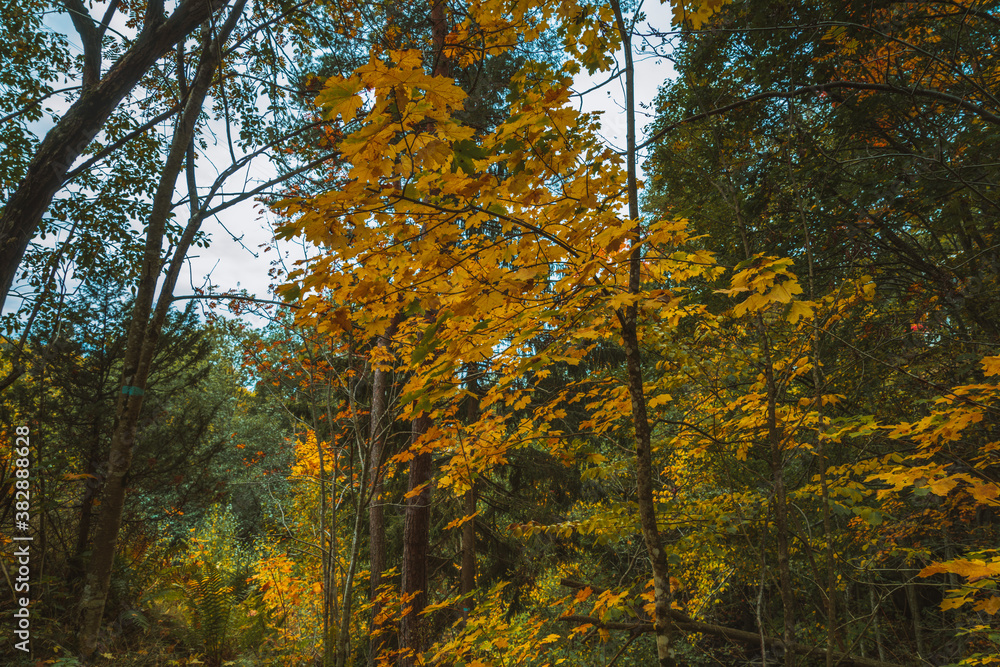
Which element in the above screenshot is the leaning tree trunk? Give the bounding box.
[75,6,246,655]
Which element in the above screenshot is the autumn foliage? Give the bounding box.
[3,0,1000,665]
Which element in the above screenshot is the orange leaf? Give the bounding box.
[981,355,1000,376]
[974,596,1000,615]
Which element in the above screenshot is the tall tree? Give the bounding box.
[75,4,249,654]
[272,1,719,664]
[641,0,1000,662]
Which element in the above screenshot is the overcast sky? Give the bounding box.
[194,12,678,312]
[16,4,676,323]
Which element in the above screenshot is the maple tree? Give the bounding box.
[274,1,737,666]
[3,0,1000,665]
[270,0,999,665]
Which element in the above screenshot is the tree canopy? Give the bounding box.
[1,0,999,666]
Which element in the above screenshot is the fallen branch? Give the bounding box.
[557,615,910,667]
[558,580,910,667]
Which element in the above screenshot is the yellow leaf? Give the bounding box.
[927,476,960,495]
[974,596,1000,615]
[315,76,363,120]
[443,512,478,530]
[919,563,948,577]
[969,482,1000,506]
[982,355,1000,377]
[648,394,673,408]
[941,595,970,610]
[921,559,1000,581]
[404,481,431,499]
[769,279,803,304]
[732,292,767,317]
[786,300,813,324]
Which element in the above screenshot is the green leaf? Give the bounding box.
[452,139,486,175]
[411,311,452,365]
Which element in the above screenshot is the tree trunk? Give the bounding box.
[871,586,885,663]
[0,0,229,307]
[787,96,836,666]
[397,6,450,662]
[906,580,925,659]
[610,2,676,664]
[461,488,476,601]
[461,374,478,611]
[317,380,337,667]
[400,414,433,667]
[335,436,371,667]
[759,327,796,667]
[75,7,246,655]
[69,420,103,581]
[367,330,393,666]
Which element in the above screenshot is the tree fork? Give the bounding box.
[0,0,232,308]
